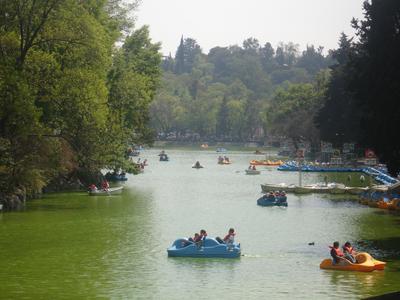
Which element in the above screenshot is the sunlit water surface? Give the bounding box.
[1,149,400,299]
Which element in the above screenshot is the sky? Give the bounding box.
[135,0,365,56]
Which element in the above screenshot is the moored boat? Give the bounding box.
[261,183,296,193]
[294,186,314,194]
[250,160,284,166]
[88,186,123,196]
[328,183,347,194]
[346,186,368,195]
[167,237,241,258]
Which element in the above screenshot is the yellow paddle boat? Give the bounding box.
[250,160,284,166]
[388,199,400,210]
[320,252,385,272]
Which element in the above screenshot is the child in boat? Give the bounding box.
[330,241,345,264]
[343,241,357,263]
[89,184,97,192]
[188,233,200,243]
[101,180,109,191]
[200,229,207,240]
[223,228,235,244]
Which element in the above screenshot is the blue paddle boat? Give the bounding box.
[160,154,169,161]
[257,194,288,207]
[105,172,128,182]
[167,238,241,258]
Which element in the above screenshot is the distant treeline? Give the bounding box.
[0,0,161,201]
[150,37,332,143]
[150,0,400,176]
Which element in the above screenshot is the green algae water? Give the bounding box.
[1,149,400,299]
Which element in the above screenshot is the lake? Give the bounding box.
[0,149,399,299]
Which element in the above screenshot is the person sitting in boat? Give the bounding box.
[89,184,98,192]
[182,233,201,247]
[195,161,201,168]
[101,179,110,191]
[200,229,207,240]
[188,233,201,243]
[252,165,256,170]
[248,165,252,170]
[223,228,236,244]
[343,241,357,263]
[330,241,346,265]
[224,156,230,162]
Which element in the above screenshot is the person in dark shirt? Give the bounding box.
[330,241,345,264]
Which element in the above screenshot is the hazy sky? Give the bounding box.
[135,0,365,56]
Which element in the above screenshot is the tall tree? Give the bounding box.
[348,0,400,175]
[315,33,359,146]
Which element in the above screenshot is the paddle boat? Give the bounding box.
[167,237,241,258]
[245,169,260,175]
[217,156,231,165]
[320,252,386,272]
[105,172,128,182]
[257,193,288,207]
[88,186,123,196]
[250,160,284,166]
[192,161,204,169]
[160,154,169,161]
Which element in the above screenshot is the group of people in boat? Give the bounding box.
[248,165,257,170]
[330,241,357,264]
[263,191,286,198]
[136,158,148,170]
[88,179,110,192]
[218,156,230,163]
[183,228,236,246]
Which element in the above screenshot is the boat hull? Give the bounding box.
[257,196,288,207]
[167,238,240,258]
[88,186,123,196]
[245,169,260,175]
[261,183,295,193]
[320,253,385,272]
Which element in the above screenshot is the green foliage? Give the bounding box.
[266,77,328,148]
[0,0,160,197]
[317,0,400,175]
[152,36,332,142]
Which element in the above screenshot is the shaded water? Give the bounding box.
[1,149,400,299]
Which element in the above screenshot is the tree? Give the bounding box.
[315,33,361,148]
[173,36,202,74]
[0,0,160,204]
[347,0,400,175]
